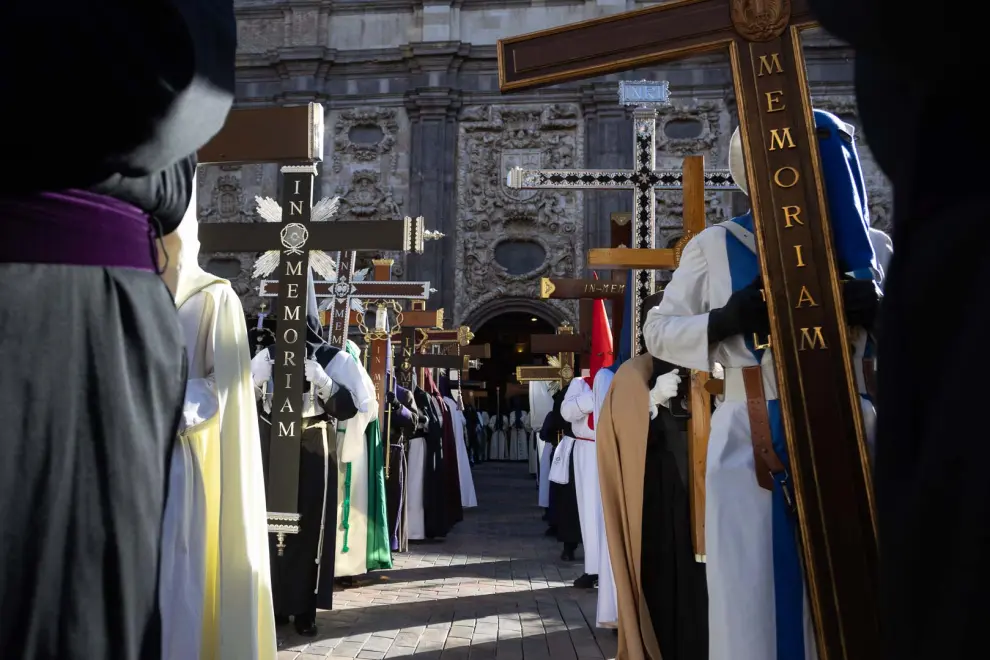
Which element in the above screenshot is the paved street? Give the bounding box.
[277,462,617,659]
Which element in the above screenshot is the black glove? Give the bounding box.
[708,276,770,344]
[386,390,397,405]
[843,278,882,331]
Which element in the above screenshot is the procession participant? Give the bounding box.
[488,404,509,460]
[158,184,276,660]
[251,270,374,637]
[435,371,465,525]
[598,288,708,660]
[561,298,614,590]
[643,110,888,660]
[543,387,582,561]
[0,2,234,657]
[383,356,417,552]
[529,381,556,513]
[334,338,391,582]
[413,372,452,538]
[440,372,478,509]
[508,397,530,462]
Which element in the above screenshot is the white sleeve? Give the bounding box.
[249,349,270,398]
[327,351,375,413]
[643,233,713,372]
[560,378,594,423]
[868,227,893,289]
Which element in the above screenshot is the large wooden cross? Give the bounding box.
[396,300,445,390]
[258,225,440,348]
[198,104,343,543]
[516,326,577,389]
[505,81,736,352]
[498,2,878,655]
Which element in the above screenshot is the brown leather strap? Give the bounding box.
[705,378,724,396]
[742,365,786,491]
[863,358,878,401]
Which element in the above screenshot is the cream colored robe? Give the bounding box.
[159,187,276,660]
[597,354,661,660]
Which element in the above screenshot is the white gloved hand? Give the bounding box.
[304,359,333,396]
[650,369,681,409]
[252,357,273,388]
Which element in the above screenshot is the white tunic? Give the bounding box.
[529,382,555,507]
[508,411,530,462]
[592,368,618,629]
[560,377,601,577]
[444,397,478,508]
[488,414,509,460]
[643,222,891,660]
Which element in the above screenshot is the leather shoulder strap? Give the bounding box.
[718,220,757,255]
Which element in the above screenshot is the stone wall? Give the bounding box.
[199,0,892,319]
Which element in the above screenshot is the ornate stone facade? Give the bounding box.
[455,103,584,324]
[195,1,893,323]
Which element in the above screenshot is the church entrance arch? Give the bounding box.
[462,298,568,432]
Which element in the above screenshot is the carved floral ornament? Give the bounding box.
[454,104,584,322]
[332,107,399,174]
[730,0,791,42]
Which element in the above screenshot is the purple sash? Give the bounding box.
[0,190,157,271]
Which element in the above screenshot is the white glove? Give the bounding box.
[251,355,273,389]
[305,359,333,397]
[649,369,681,416]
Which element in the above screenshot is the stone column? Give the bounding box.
[580,84,633,276]
[404,87,462,315]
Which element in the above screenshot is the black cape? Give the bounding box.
[413,386,450,539]
[542,389,581,545]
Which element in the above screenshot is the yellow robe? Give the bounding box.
[597,354,661,660]
[159,192,276,660]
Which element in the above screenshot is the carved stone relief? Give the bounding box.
[652,100,735,273]
[455,104,584,324]
[197,162,280,314]
[327,106,411,278]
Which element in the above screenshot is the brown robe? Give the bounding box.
[597,354,661,660]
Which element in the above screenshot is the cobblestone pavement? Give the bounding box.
[277,461,617,659]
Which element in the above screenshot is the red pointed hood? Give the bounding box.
[584,272,614,386]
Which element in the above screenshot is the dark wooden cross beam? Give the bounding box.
[195,104,330,543]
[539,277,625,300]
[397,300,445,390]
[409,326,478,386]
[498,2,879,655]
[516,326,577,389]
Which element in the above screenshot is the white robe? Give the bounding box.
[592,368,618,629]
[488,414,509,460]
[643,222,892,660]
[159,192,276,660]
[508,411,530,461]
[529,382,555,507]
[405,420,427,540]
[561,377,601,577]
[445,397,478,508]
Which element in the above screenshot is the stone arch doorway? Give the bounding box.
[463,298,565,421]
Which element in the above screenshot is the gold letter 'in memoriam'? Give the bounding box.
[278,421,296,437]
[289,201,304,216]
[285,261,302,277]
[794,244,807,268]
[758,53,784,76]
[279,398,294,413]
[796,285,819,308]
[284,372,293,389]
[782,205,804,228]
[753,333,771,350]
[765,90,785,113]
[282,305,300,321]
[286,283,299,299]
[769,128,796,151]
[773,167,800,189]
[282,350,297,367]
[798,327,828,351]
[283,328,298,345]
[293,178,301,195]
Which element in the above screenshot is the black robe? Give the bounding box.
[807,3,988,656]
[385,387,417,553]
[259,380,357,616]
[414,386,448,539]
[542,389,581,545]
[642,405,708,660]
[0,3,234,658]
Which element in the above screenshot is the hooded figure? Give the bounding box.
[250,267,374,637]
[488,394,509,460]
[158,177,277,660]
[560,296,614,588]
[530,380,556,508]
[598,284,709,660]
[644,110,893,660]
[439,370,478,509]
[508,396,530,462]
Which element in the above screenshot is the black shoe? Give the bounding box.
[274,614,290,626]
[293,614,318,637]
[560,547,576,562]
[337,576,354,588]
[573,573,598,589]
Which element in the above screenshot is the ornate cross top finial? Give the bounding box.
[618,80,671,108]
